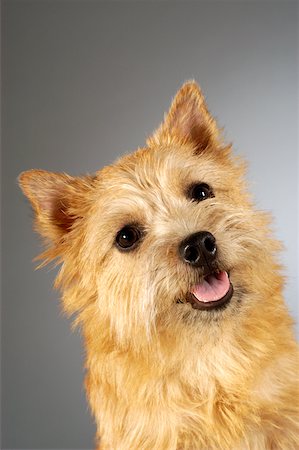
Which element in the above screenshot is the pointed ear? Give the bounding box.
[19,169,94,242]
[147,81,220,152]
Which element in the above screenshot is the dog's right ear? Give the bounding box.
[19,169,94,242]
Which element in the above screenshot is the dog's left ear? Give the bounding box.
[147,81,220,152]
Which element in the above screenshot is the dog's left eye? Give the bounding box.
[188,183,214,202]
[115,225,142,251]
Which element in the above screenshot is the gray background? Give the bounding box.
[2,1,298,449]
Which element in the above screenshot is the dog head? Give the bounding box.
[19,82,280,349]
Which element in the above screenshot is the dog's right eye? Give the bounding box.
[115,225,142,251]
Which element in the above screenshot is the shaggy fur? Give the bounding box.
[19,82,298,449]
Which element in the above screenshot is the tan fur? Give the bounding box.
[19,81,299,449]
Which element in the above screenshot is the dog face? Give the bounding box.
[19,82,278,347]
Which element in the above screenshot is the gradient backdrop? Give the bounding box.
[2,1,298,449]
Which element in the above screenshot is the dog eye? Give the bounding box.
[115,225,142,250]
[188,183,214,202]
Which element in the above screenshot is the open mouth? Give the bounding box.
[179,271,234,311]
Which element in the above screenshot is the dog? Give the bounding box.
[19,81,299,449]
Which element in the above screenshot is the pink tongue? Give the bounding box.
[191,271,230,303]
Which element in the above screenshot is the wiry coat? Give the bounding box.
[20,82,299,449]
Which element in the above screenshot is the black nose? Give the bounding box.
[179,231,217,267]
